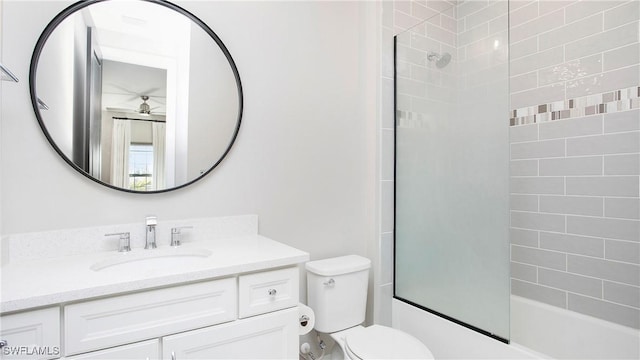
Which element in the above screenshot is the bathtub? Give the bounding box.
[392,296,640,359]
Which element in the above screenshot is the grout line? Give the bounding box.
[511,174,638,178]
[513,226,640,244]
[510,128,640,145]
[514,268,640,298]
[601,278,640,290]
[514,276,640,312]
[515,241,640,267]
[512,210,640,222]
[603,237,640,245]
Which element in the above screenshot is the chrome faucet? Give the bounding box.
[170,226,193,247]
[105,232,131,252]
[145,216,157,249]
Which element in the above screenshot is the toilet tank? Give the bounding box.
[306,255,371,333]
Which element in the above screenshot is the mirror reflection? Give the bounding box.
[32,0,242,192]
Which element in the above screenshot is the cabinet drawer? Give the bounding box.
[64,278,236,356]
[162,307,299,359]
[0,307,61,360]
[66,339,159,360]
[238,267,298,318]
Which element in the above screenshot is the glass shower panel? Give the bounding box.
[395,1,510,341]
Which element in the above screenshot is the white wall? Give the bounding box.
[0,0,4,266]
[0,0,377,271]
[187,21,239,180]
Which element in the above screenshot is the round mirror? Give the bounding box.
[30,0,243,193]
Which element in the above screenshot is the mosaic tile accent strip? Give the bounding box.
[396,110,430,128]
[510,86,640,126]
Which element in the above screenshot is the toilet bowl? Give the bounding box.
[305,255,435,360]
[330,325,434,360]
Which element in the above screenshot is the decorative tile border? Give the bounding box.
[510,86,640,126]
[396,110,430,128]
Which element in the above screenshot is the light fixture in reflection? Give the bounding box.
[494,40,500,49]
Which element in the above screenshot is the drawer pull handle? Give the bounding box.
[0,340,7,348]
[324,278,335,286]
[171,351,176,360]
[268,288,277,296]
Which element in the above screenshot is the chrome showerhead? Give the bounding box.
[427,51,451,69]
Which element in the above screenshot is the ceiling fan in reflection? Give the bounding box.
[107,95,165,116]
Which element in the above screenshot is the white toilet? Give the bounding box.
[306,255,434,360]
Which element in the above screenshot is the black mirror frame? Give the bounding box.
[29,0,243,194]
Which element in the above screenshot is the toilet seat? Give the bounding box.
[343,325,434,359]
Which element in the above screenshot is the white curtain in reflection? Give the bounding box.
[152,122,166,190]
[111,119,131,187]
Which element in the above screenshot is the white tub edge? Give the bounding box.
[392,297,640,359]
[511,295,639,359]
[392,298,539,359]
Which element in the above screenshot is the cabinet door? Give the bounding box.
[65,278,236,356]
[0,307,61,360]
[65,339,159,360]
[162,307,298,359]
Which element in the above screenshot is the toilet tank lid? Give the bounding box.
[306,255,371,276]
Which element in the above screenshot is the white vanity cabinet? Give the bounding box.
[162,307,298,359]
[1,226,308,360]
[163,268,300,359]
[0,307,61,360]
[0,266,301,360]
[64,278,237,356]
[65,340,160,360]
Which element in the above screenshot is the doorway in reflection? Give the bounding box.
[100,61,168,191]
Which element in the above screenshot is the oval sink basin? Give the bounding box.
[91,248,212,272]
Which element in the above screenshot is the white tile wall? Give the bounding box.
[510,0,640,110]
[510,114,639,328]
[539,232,604,257]
[509,0,639,328]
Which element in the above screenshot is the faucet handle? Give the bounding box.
[105,232,131,252]
[170,226,193,247]
[146,216,157,226]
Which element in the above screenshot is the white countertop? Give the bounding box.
[0,235,309,313]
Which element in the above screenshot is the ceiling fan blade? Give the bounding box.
[133,88,162,97]
[109,83,137,95]
[106,106,137,113]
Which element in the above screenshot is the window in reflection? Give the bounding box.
[129,144,153,191]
